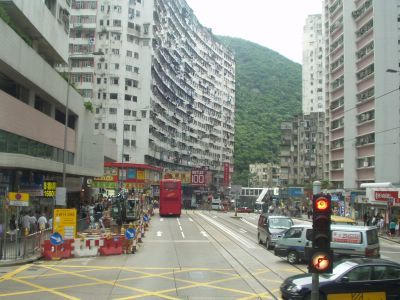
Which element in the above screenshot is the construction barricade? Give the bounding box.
[42,239,74,260]
[72,237,103,257]
[99,235,124,256]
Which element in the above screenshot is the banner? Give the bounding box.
[223,162,230,186]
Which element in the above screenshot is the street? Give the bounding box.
[0,210,399,299]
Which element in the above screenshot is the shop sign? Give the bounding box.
[163,171,191,184]
[8,192,29,206]
[191,169,206,186]
[374,191,399,203]
[92,181,117,189]
[53,208,76,239]
[93,175,115,181]
[223,162,230,186]
[43,181,57,198]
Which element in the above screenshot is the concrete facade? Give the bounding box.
[323,0,400,189]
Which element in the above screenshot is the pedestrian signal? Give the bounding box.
[308,249,333,273]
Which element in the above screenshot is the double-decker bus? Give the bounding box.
[159,179,182,217]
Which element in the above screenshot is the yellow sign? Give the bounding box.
[137,170,145,180]
[8,192,29,206]
[328,292,386,300]
[43,181,57,198]
[93,175,115,181]
[53,209,77,239]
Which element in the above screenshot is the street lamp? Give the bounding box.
[62,51,104,188]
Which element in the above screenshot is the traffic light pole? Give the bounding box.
[311,181,321,300]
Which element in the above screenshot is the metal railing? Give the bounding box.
[0,229,51,261]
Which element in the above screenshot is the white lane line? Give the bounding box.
[200,231,208,237]
[199,213,255,249]
[181,231,185,238]
[213,215,217,219]
[239,228,247,233]
[160,218,164,222]
[177,218,181,225]
[179,226,183,231]
[177,218,185,239]
[241,218,257,229]
[157,231,162,237]
[189,218,193,222]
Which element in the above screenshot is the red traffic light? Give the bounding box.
[314,196,331,212]
[309,250,333,273]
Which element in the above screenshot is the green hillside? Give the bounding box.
[218,36,302,185]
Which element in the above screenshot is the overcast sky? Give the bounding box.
[184,0,323,64]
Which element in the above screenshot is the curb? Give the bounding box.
[0,254,42,267]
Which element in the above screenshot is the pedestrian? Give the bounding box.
[363,212,368,226]
[48,216,53,230]
[9,215,17,241]
[389,218,396,237]
[38,212,47,231]
[29,211,37,234]
[21,211,31,235]
[377,216,384,235]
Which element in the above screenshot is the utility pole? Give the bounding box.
[311,180,320,300]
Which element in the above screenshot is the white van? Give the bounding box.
[274,224,380,264]
[211,199,222,210]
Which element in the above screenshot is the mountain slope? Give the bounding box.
[218,36,302,185]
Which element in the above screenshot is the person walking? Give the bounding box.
[38,212,47,231]
[9,215,17,241]
[389,218,396,237]
[21,211,31,236]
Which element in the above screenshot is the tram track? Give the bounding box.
[190,211,306,299]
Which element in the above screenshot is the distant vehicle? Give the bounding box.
[254,202,264,214]
[236,206,253,213]
[274,224,380,264]
[257,214,294,249]
[159,179,182,217]
[211,199,222,210]
[111,194,141,224]
[280,258,400,300]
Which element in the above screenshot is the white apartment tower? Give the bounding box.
[302,14,324,115]
[68,0,236,184]
[324,0,400,189]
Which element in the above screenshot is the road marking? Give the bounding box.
[181,232,185,238]
[160,218,164,222]
[199,213,255,249]
[200,231,208,237]
[179,226,183,231]
[239,228,247,233]
[241,218,257,229]
[157,231,162,237]
[189,218,193,222]
[177,218,181,225]
[0,264,32,283]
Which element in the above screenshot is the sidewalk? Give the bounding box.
[297,214,400,244]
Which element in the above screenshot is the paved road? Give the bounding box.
[238,212,400,263]
[0,211,305,300]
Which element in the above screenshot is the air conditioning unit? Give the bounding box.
[363,160,369,167]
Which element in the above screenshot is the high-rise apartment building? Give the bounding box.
[249,163,280,188]
[302,14,324,114]
[324,0,400,189]
[0,0,116,209]
[68,0,236,186]
[280,112,325,186]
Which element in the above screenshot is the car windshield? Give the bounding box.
[269,218,293,229]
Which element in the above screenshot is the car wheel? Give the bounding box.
[287,251,298,264]
[266,238,273,250]
[258,233,263,244]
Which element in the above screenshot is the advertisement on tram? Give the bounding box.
[159,179,182,217]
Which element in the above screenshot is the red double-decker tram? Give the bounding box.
[159,179,182,217]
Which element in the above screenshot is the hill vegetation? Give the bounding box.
[217,36,302,185]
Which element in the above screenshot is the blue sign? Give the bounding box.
[125,228,136,240]
[143,215,149,222]
[331,194,339,201]
[50,232,64,246]
[288,187,304,197]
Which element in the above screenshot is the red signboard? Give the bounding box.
[191,169,206,186]
[374,191,399,203]
[223,162,230,187]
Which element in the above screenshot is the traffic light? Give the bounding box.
[309,194,333,274]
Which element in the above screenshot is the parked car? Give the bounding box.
[274,224,380,264]
[281,258,400,300]
[236,206,253,213]
[257,214,294,249]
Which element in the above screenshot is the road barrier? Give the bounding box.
[43,239,74,260]
[72,237,103,257]
[99,235,123,256]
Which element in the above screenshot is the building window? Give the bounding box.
[108,123,117,130]
[109,108,117,114]
[110,93,118,100]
